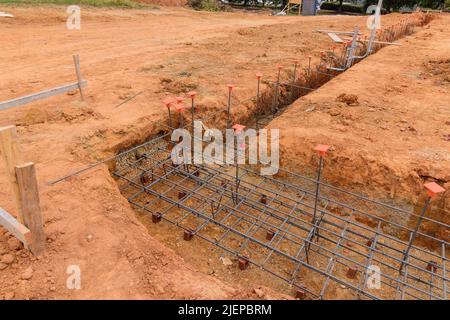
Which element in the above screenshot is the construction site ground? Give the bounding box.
[0,6,448,299]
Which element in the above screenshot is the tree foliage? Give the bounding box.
[364,0,445,11]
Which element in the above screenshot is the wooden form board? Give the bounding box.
[0,80,87,111]
[327,32,344,43]
[0,207,31,246]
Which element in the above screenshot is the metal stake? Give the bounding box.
[188,91,196,134]
[290,60,299,102]
[272,65,282,117]
[255,73,262,130]
[163,99,173,128]
[232,124,245,204]
[188,91,197,159]
[226,84,234,129]
[312,145,330,242]
[399,182,445,274]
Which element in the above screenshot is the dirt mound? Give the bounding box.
[336,93,359,106]
[160,77,198,94]
[424,57,450,83]
[16,108,48,126]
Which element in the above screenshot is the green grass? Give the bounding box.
[200,0,220,11]
[0,0,147,8]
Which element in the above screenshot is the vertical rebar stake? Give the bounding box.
[163,99,173,129]
[232,124,245,205]
[307,56,312,88]
[235,152,239,204]
[188,91,197,162]
[175,97,184,129]
[176,103,185,129]
[399,197,430,274]
[188,91,196,134]
[255,73,262,130]
[291,60,299,102]
[398,182,446,274]
[339,44,347,69]
[226,84,234,129]
[318,51,325,70]
[312,144,330,242]
[272,65,283,118]
[329,46,335,70]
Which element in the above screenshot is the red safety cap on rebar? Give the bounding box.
[293,59,300,65]
[176,96,184,103]
[227,84,235,91]
[232,124,246,134]
[314,144,331,157]
[424,182,446,198]
[277,65,283,70]
[187,91,197,98]
[162,98,173,107]
[256,72,263,79]
[175,104,188,112]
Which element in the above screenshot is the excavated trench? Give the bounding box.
[109,13,448,300]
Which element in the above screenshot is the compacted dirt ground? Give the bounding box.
[0,5,448,299]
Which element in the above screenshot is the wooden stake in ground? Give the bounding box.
[0,125,24,223]
[73,54,85,101]
[15,162,46,255]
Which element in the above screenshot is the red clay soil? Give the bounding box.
[0,5,447,299]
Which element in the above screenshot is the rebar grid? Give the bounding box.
[112,137,448,300]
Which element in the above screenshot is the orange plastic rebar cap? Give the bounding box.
[256,72,263,79]
[187,91,197,98]
[424,182,446,198]
[162,98,172,107]
[227,84,235,91]
[175,104,187,112]
[314,144,331,157]
[232,124,246,133]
